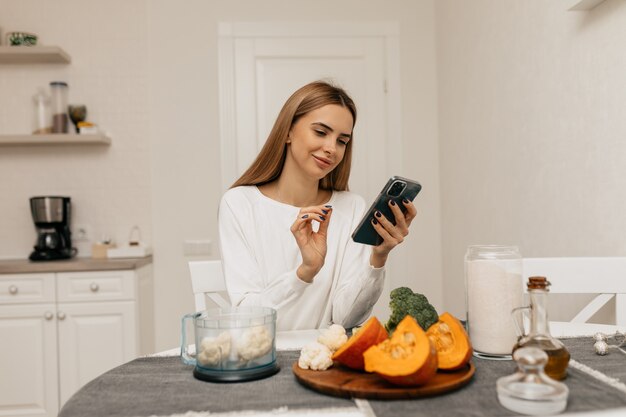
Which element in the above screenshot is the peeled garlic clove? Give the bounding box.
[594,340,609,356]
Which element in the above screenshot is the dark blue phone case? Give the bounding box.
[351,176,422,246]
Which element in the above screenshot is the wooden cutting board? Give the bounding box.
[292,361,475,400]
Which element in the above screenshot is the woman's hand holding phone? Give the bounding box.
[291,204,333,283]
[350,176,421,267]
[369,199,417,267]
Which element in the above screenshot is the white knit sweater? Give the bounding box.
[218,185,385,331]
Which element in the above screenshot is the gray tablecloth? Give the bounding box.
[562,337,626,381]
[59,337,626,417]
[59,352,353,417]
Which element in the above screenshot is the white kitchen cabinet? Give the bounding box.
[0,303,59,417]
[0,265,153,417]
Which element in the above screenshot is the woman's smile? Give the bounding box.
[312,154,333,169]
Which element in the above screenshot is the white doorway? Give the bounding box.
[218,21,402,319]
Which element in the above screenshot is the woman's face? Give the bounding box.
[286,104,353,181]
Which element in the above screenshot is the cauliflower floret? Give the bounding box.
[317,324,348,352]
[237,326,273,361]
[298,342,333,370]
[197,331,231,366]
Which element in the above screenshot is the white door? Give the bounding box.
[231,37,389,203]
[0,304,59,417]
[56,301,136,406]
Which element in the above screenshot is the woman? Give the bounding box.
[219,80,417,330]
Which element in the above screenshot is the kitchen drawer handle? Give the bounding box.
[90,283,100,292]
[44,311,54,320]
[9,285,18,295]
[57,311,66,320]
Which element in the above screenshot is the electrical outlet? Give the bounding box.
[74,224,93,242]
[183,239,212,256]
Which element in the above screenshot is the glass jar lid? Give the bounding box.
[466,245,521,260]
[496,347,568,415]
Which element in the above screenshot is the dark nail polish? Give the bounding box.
[302,214,309,219]
[390,200,396,206]
[325,205,332,208]
[319,215,325,221]
[372,218,378,225]
[402,198,409,204]
[322,209,328,214]
[375,211,382,218]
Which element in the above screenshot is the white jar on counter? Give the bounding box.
[465,245,523,359]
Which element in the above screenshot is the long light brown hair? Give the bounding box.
[231,80,357,191]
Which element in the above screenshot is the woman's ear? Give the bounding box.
[286,132,292,144]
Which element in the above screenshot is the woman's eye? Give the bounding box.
[338,139,348,145]
[314,130,326,136]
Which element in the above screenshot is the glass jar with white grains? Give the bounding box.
[465,245,523,359]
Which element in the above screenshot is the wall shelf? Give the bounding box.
[0,46,71,64]
[0,134,110,147]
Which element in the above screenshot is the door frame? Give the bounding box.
[217,21,402,191]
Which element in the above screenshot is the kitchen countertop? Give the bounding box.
[0,255,152,274]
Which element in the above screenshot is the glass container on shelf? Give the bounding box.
[465,245,523,359]
[50,81,69,133]
[512,276,570,380]
[32,88,52,134]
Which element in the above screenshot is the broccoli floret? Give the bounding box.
[385,287,439,333]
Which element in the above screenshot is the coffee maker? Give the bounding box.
[29,196,76,261]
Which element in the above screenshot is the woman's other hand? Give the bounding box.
[370,199,417,267]
[291,205,333,282]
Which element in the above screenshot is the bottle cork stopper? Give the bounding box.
[527,276,551,290]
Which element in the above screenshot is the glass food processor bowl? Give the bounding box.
[181,306,279,382]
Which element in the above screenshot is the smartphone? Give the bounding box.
[351,176,422,246]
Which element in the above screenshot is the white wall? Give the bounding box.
[436,0,626,319]
[0,0,441,352]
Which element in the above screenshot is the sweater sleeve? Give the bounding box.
[330,197,386,328]
[218,193,310,310]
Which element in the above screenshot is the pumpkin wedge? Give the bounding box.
[332,317,388,370]
[363,315,438,386]
[426,312,473,370]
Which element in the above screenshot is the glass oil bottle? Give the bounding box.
[512,276,570,380]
